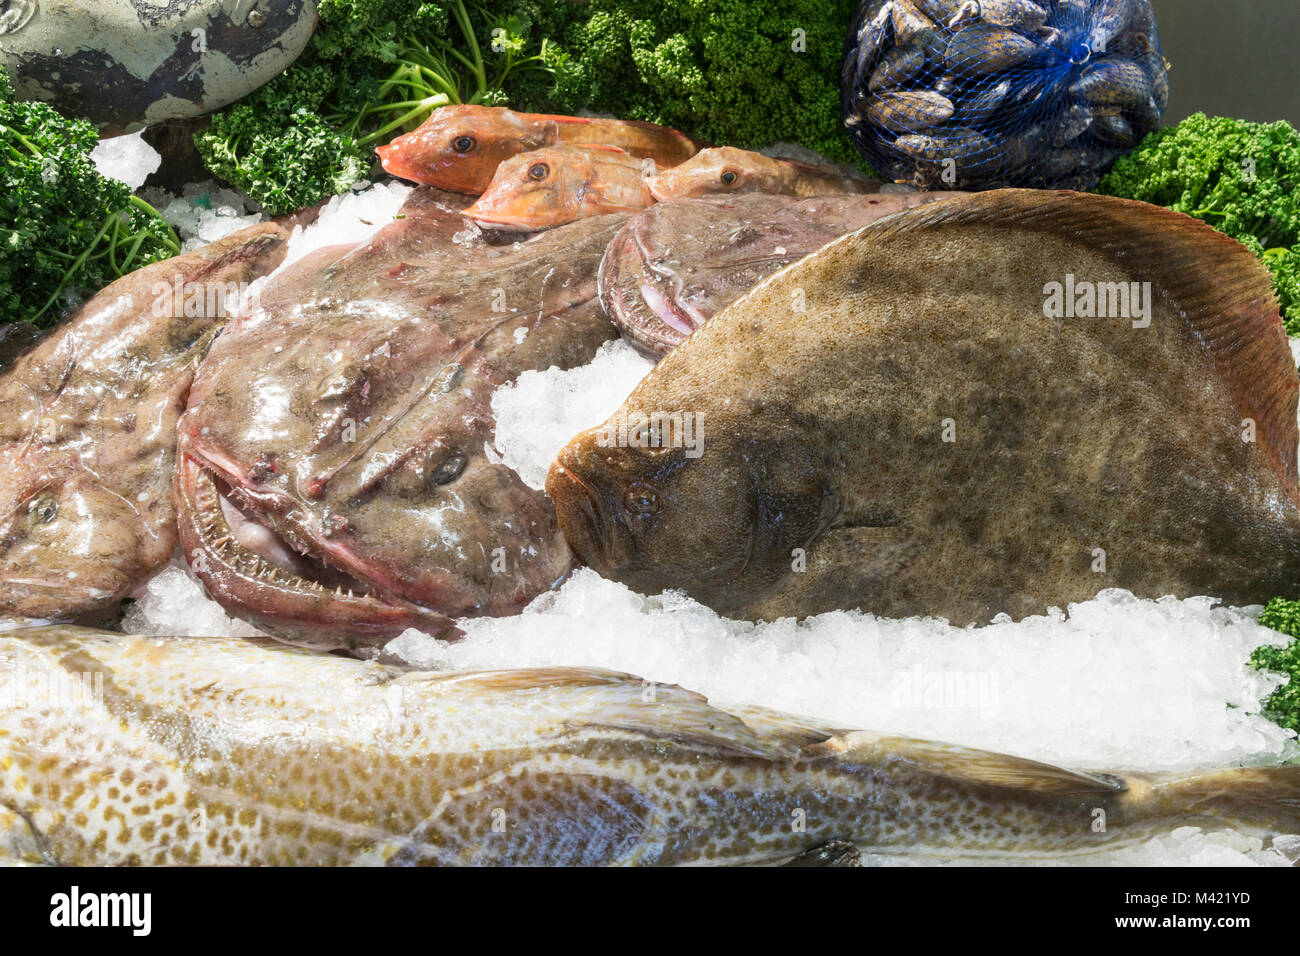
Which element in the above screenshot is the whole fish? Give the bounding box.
[0,224,289,623]
[548,190,1300,625]
[377,105,701,195]
[3,625,1298,866]
[600,192,953,356]
[176,189,628,650]
[465,145,655,231]
[645,147,883,202]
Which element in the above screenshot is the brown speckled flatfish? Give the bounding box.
[550,190,1300,626]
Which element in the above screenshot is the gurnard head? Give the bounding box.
[376,105,552,194]
[466,145,651,231]
[646,147,793,201]
[547,407,835,616]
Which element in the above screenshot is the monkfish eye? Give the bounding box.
[452,135,476,153]
[720,169,739,186]
[431,451,467,486]
[623,484,661,516]
[27,495,58,525]
[528,162,550,182]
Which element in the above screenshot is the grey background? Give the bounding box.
[1151,0,1300,126]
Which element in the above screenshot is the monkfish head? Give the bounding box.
[0,461,159,621]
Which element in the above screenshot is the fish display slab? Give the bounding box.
[176,188,630,650]
[0,223,290,623]
[552,189,1300,625]
[600,192,952,356]
[2,625,1298,866]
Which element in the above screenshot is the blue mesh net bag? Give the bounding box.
[842,0,1170,190]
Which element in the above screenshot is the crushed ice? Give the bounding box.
[120,182,1300,867]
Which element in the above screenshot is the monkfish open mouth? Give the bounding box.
[175,453,458,651]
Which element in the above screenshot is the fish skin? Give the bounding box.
[549,190,1300,626]
[465,145,656,231]
[645,147,883,202]
[176,189,628,650]
[599,192,953,356]
[2,624,1298,866]
[0,223,289,623]
[377,105,701,195]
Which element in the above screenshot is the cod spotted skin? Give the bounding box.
[176,188,628,651]
[599,192,954,356]
[552,190,1300,625]
[2,626,1298,866]
[0,223,289,623]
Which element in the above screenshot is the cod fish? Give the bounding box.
[549,190,1300,625]
[377,105,701,195]
[176,189,627,650]
[2,625,1298,866]
[645,147,883,201]
[465,145,656,232]
[599,192,953,356]
[0,223,289,623]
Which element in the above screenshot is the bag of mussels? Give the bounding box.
[842,0,1169,190]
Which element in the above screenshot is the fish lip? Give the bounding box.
[176,447,458,637]
[548,457,617,568]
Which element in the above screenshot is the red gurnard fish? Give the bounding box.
[465,145,656,231]
[377,104,701,194]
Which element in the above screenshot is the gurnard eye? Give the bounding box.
[528,162,550,182]
[623,485,661,516]
[720,170,739,186]
[452,135,476,153]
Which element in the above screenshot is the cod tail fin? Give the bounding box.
[1145,766,1300,838]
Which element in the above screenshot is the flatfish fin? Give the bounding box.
[858,189,1299,495]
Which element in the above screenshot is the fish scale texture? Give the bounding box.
[843,0,1169,189]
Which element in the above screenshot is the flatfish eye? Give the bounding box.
[720,169,739,186]
[27,494,58,525]
[0,0,37,36]
[623,485,661,516]
[528,162,550,182]
[431,451,467,486]
[452,135,476,153]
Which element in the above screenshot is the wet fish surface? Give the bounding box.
[0,224,289,623]
[599,192,953,356]
[377,105,701,195]
[645,147,883,201]
[466,145,655,231]
[176,189,627,650]
[2,625,1297,866]
[550,190,1300,625]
